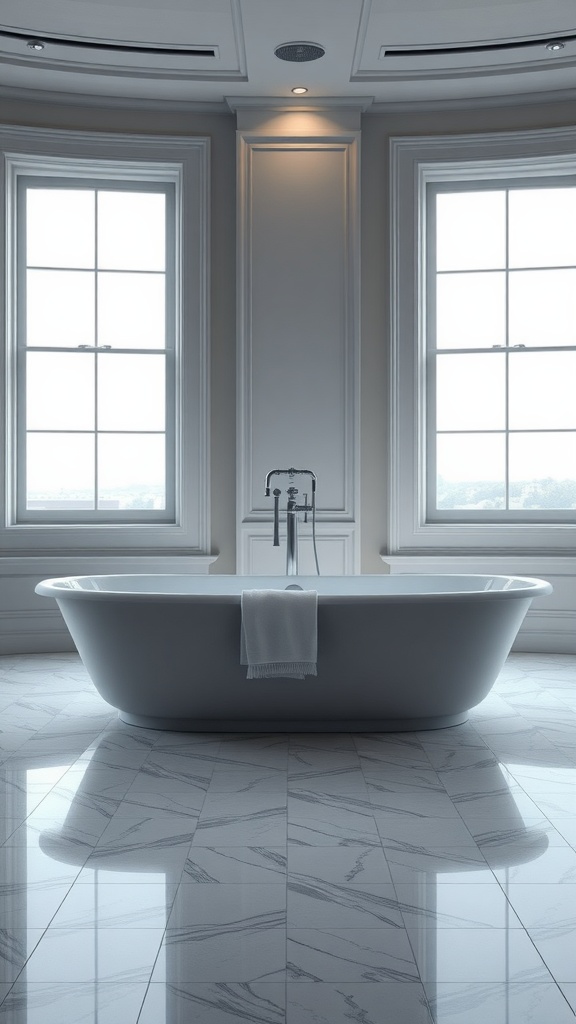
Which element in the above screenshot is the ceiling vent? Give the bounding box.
[274,41,325,62]
[381,34,576,59]
[0,27,216,58]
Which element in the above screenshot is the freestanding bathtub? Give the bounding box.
[35,573,552,732]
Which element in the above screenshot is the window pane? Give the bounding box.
[436,191,506,272]
[509,433,576,509]
[98,192,166,272]
[509,188,576,269]
[436,353,505,430]
[26,189,95,269]
[509,269,576,348]
[27,352,94,430]
[97,272,165,349]
[436,434,506,510]
[27,270,95,347]
[26,434,95,509]
[98,354,165,431]
[98,434,165,509]
[509,351,576,430]
[436,272,506,348]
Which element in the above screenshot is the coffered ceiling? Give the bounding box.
[1,0,575,109]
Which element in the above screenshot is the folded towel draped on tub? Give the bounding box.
[240,589,318,679]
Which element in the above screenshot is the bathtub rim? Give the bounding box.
[35,572,554,604]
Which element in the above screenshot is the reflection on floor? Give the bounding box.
[0,652,576,1022]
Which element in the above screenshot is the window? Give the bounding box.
[0,126,209,555]
[390,126,576,554]
[19,178,174,522]
[428,181,576,523]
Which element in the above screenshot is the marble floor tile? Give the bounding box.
[57,766,137,799]
[503,883,576,929]
[0,931,45,984]
[527,924,576,982]
[0,982,149,1024]
[138,981,286,1024]
[547,818,576,848]
[528,792,576,817]
[367,790,463,818]
[151,928,286,983]
[285,769,367,794]
[112,790,205,818]
[463,818,568,851]
[504,763,576,793]
[181,846,286,884]
[207,768,288,794]
[192,807,287,847]
[396,882,522,929]
[166,882,286,931]
[408,927,553,983]
[424,981,576,1023]
[95,814,199,850]
[2,652,576,1021]
[215,736,289,770]
[20,926,166,983]
[558,982,576,1013]
[48,881,177,928]
[287,927,419,982]
[407,929,553,983]
[288,845,392,884]
[288,812,380,847]
[374,813,478,849]
[0,881,74,929]
[77,843,191,880]
[489,845,576,884]
[287,878,403,928]
[288,752,361,778]
[286,982,434,1023]
[0,847,85,887]
[386,847,496,885]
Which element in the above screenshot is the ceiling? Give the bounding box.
[1,0,576,111]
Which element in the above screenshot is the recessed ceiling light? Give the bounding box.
[27,39,45,51]
[546,40,565,51]
[291,86,308,95]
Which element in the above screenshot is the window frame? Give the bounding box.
[0,124,210,555]
[389,125,576,555]
[425,175,576,526]
[17,173,177,525]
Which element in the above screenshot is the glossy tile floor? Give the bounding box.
[0,653,576,1022]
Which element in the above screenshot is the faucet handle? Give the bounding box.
[272,488,281,546]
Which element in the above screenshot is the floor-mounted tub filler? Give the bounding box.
[35,573,552,732]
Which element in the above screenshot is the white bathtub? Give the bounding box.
[35,573,552,732]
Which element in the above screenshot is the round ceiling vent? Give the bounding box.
[274,41,325,62]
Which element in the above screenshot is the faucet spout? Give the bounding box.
[264,468,318,576]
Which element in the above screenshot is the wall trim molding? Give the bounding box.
[236,128,361,573]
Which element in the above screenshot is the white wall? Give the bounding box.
[0,93,575,651]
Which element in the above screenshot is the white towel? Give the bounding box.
[240,589,318,679]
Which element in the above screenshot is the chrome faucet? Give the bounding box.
[265,468,318,575]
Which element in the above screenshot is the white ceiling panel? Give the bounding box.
[0,0,576,107]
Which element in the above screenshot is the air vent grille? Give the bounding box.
[381,34,576,58]
[0,27,216,58]
[274,42,325,62]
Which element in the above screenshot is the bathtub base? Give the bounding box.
[119,711,469,732]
